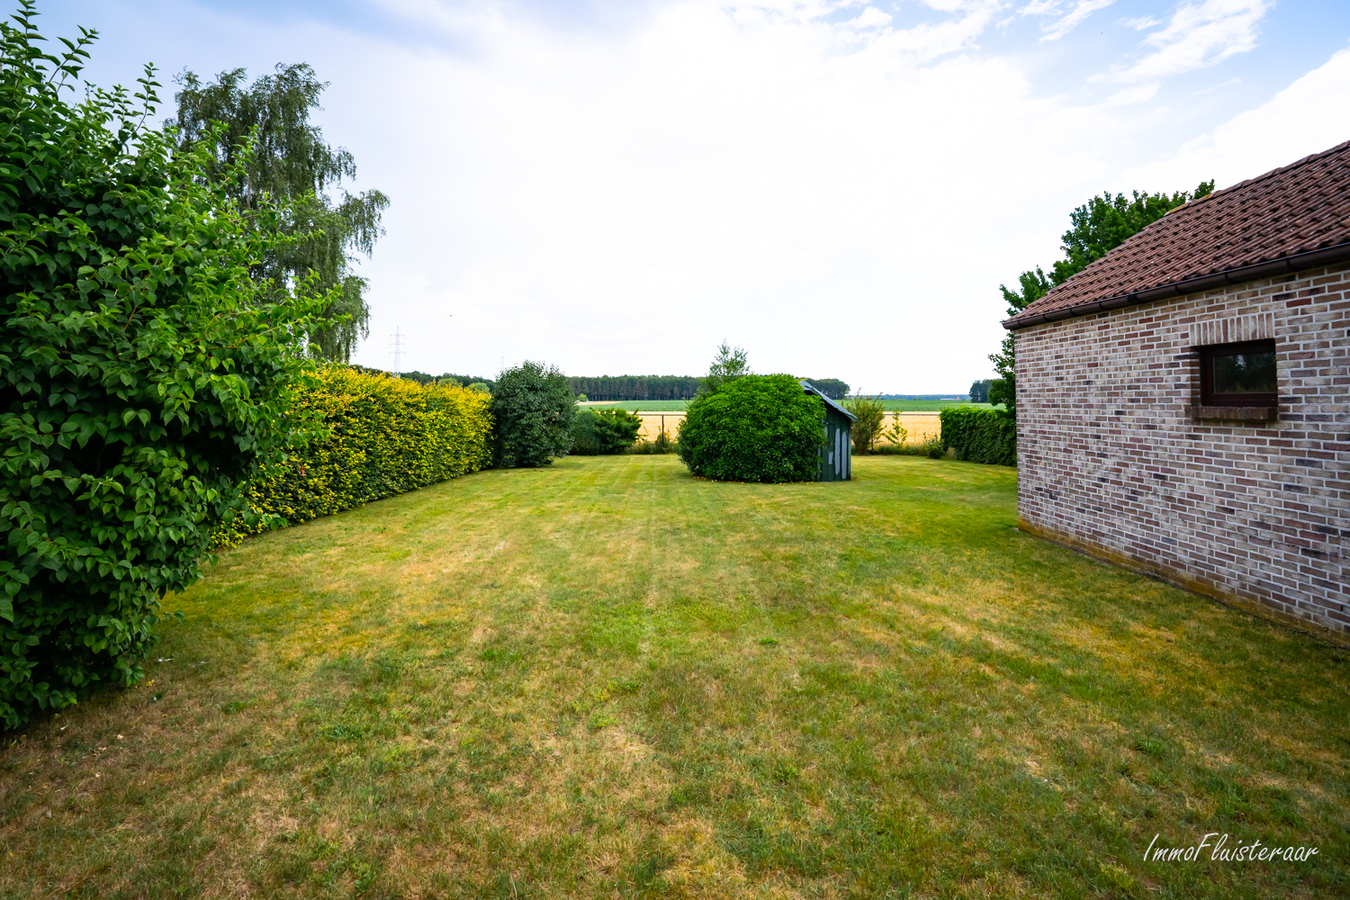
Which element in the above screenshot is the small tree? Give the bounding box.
[881,413,908,448]
[490,362,575,467]
[700,342,750,394]
[843,396,886,454]
[0,5,327,728]
[571,408,642,455]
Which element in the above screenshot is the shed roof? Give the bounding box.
[1005,139,1350,331]
[800,380,856,420]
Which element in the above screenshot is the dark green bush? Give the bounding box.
[491,361,575,468]
[0,10,324,728]
[571,407,642,455]
[677,375,824,482]
[939,407,1016,466]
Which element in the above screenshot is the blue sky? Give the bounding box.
[36,0,1350,391]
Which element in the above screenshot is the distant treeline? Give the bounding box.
[351,365,496,392]
[348,366,856,401]
[569,376,701,401]
[570,375,850,401]
[876,393,969,401]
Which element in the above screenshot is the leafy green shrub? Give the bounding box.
[0,11,325,728]
[216,367,492,545]
[843,396,886,454]
[939,407,1016,466]
[467,382,491,394]
[677,375,824,482]
[923,437,946,459]
[571,407,642,455]
[491,361,576,468]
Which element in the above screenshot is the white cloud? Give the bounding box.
[1022,0,1117,42]
[338,0,1118,386]
[1112,0,1271,86]
[43,0,1344,390]
[869,0,1006,62]
[1127,41,1350,192]
[1104,82,1159,105]
[1119,14,1160,30]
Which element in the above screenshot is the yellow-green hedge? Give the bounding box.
[216,367,492,545]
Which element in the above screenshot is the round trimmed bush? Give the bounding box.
[677,375,824,482]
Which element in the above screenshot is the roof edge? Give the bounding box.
[800,380,857,420]
[1003,240,1350,331]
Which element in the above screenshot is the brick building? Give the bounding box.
[1005,141,1350,642]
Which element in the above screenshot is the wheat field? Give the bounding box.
[880,412,941,445]
[627,411,941,446]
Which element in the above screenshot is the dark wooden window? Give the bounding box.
[1199,339,1277,407]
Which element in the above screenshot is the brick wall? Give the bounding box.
[1014,261,1350,640]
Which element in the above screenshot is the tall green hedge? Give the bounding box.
[216,367,493,545]
[939,407,1016,467]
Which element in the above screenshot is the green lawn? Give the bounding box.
[2,455,1346,899]
[580,400,996,412]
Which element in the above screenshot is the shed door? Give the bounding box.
[818,413,852,482]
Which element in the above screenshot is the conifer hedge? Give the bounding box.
[938,407,1016,467]
[216,367,493,544]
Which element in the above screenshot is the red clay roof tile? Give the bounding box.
[1006,139,1350,329]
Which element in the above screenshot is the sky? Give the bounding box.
[39,0,1350,393]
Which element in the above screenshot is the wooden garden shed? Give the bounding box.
[801,381,855,482]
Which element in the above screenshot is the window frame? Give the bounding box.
[1198,339,1278,408]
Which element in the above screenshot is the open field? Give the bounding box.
[879,400,996,412]
[2,456,1346,898]
[877,413,942,445]
[613,407,945,446]
[620,411,940,446]
[633,412,682,441]
[582,400,998,413]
